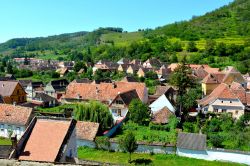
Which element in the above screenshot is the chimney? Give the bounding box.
[11,133,17,149]
[96,87,99,94]
[112,82,117,89]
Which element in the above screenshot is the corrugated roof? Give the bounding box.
[177,132,206,150]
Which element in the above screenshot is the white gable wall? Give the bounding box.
[149,94,175,113]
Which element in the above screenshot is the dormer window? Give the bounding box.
[115,100,123,105]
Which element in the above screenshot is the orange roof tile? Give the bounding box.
[0,104,32,126]
[64,81,147,103]
[76,121,99,141]
[19,119,72,162]
[198,83,237,106]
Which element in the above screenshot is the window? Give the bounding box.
[16,127,20,135]
[230,101,232,103]
[221,101,224,103]
[235,110,239,115]
[214,109,218,113]
[0,124,4,132]
[222,109,227,113]
[112,109,122,116]
[115,100,123,105]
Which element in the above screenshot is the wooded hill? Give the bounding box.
[0,0,249,72]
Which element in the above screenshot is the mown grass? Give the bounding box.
[78,147,243,166]
[0,137,11,145]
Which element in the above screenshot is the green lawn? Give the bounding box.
[78,147,243,166]
[114,122,177,144]
[0,137,11,145]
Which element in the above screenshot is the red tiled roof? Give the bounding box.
[202,73,225,84]
[64,81,147,102]
[0,104,32,126]
[198,83,237,106]
[152,106,174,124]
[19,119,72,162]
[76,121,99,141]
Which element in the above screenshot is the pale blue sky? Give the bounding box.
[0,0,233,43]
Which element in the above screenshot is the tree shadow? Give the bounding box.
[131,158,152,165]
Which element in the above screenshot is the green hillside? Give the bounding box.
[0,0,249,72]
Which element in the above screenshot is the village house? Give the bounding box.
[25,81,44,101]
[56,67,69,77]
[0,81,26,104]
[93,60,118,73]
[137,67,151,78]
[155,65,171,80]
[117,64,129,73]
[109,89,140,123]
[32,92,58,108]
[126,64,140,75]
[143,58,162,69]
[58,61,75,70]
[12,117,77,163]
[76,121,99,148]
[117,58,130,65]
[150,85,177,104]
[62,81,148,104]
[44,79,69,99]
[198,83,249,119]
[0,104,33,139]
[151,106,175,124]
[201,66,247,96]
[149,94,176,122]
[18,80,32,89]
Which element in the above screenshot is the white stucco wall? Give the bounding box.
[149,94,175,113]
[177,148,250,165]
[0,124,25,140]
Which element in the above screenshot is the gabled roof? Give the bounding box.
[18,118,76,162]
[18,80,32,88]
[110,89,139,106]
[0,104,32,126]
[33,92,57,103]
[76,121,99,141]
[64,81,147,103]
[154,86,173,97]
[152,106,174,124]
[177,132,206,150]
[198,83,238,106]
[202,73,225,84]
[149,94,175,113]
[0,81,19,97]
[27,81,44,89]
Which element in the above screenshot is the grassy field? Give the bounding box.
[114,122,176,144]
[0,137,11,145]
[101,32,144,46]
[78,147,243,166]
